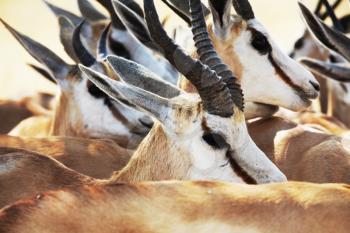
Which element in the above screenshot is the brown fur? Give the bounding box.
[0,181,349,233]
[248,117,350,183]
[0,135,131,179]
[0,93,54,134]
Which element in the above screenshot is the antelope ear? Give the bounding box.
[43,0,82,26]
[208,0,233,40]
[300,57,350,83]
[80,65,172,122]
[111,0,159,52]
[58,16,79,63]
[1,19,71,84]
[107,55,181,98]
[299,2,350,62]
[78,0,107,22]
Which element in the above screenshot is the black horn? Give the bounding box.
[190,0,244,110]
[232,0,255,20]
[144,0,234,117]
[72,21,96,66]
[97,23,111,60]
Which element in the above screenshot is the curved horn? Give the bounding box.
[97,23,111,60]
[144,0,234,117]
[72,21,96,66]
[299,2,350,62]
[232,0,255,20]
[190,0,244,110]
[96,0,126,29]
[300,58,350,83]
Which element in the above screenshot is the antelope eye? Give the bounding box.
[251,32,271,55]
[202,133,229,150]
[294,38,304,50]
[87,80,107,99]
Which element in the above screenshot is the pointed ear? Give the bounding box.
[300,57,350,83]
[80,65,172,122]
[299,2,350,62]
[43,0,82,26]
[58,16,79,63]
[1,19,71,83]
[27,64,57,84]
[78,0,107,22]
[107,55,181,98]
[208,0,233,40]
[111,0,159,52]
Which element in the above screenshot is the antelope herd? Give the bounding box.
[0,0,349,232]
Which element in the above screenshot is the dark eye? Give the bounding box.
[251,32,271,55]
[87,80,107,99]
[294,38,304,50]
[202,133,229,150]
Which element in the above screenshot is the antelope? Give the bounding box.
[162,0,320,115]
[296,1,350,129]
[1,19,153,148]
[182,0,350,183]
[0,135,131,179]
[46,0,179,84]
[0,181,349,233]
[0,0,286,207]
[290,0,350,124]
[0,92,53,134]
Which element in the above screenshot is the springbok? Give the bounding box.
[0,135,130,179]
[0,0,286,207]
[163,0,320,114]
[48,0,180,84]
[0,181,349,233]
[296,1,350,128]
[290,0,350,116]
[0,19,152,148]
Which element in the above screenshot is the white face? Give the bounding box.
[226,19,319,111]
[61,69,153,145]
[161,94,286,184]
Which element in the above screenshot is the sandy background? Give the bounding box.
[0,0,349,100]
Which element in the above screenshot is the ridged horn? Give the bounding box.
[144,0,234,117]
[232,0,255,20]
[190,0,244,110]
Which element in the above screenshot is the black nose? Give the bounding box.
[289,52,295,58]
[309,80,320,92]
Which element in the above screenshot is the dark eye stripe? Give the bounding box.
[248,27,271,55]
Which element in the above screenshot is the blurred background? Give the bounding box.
[0,0,349,100]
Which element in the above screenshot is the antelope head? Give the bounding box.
[0,19,152,148]
[174,0,320,111]
[290,0,349,60]
[297,2,350,127]
[81,0,287,184]
[92,0,179,84]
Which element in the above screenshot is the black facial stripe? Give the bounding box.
[248,27,272,55]
[109,37,132,60]
[227,150,257,184]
